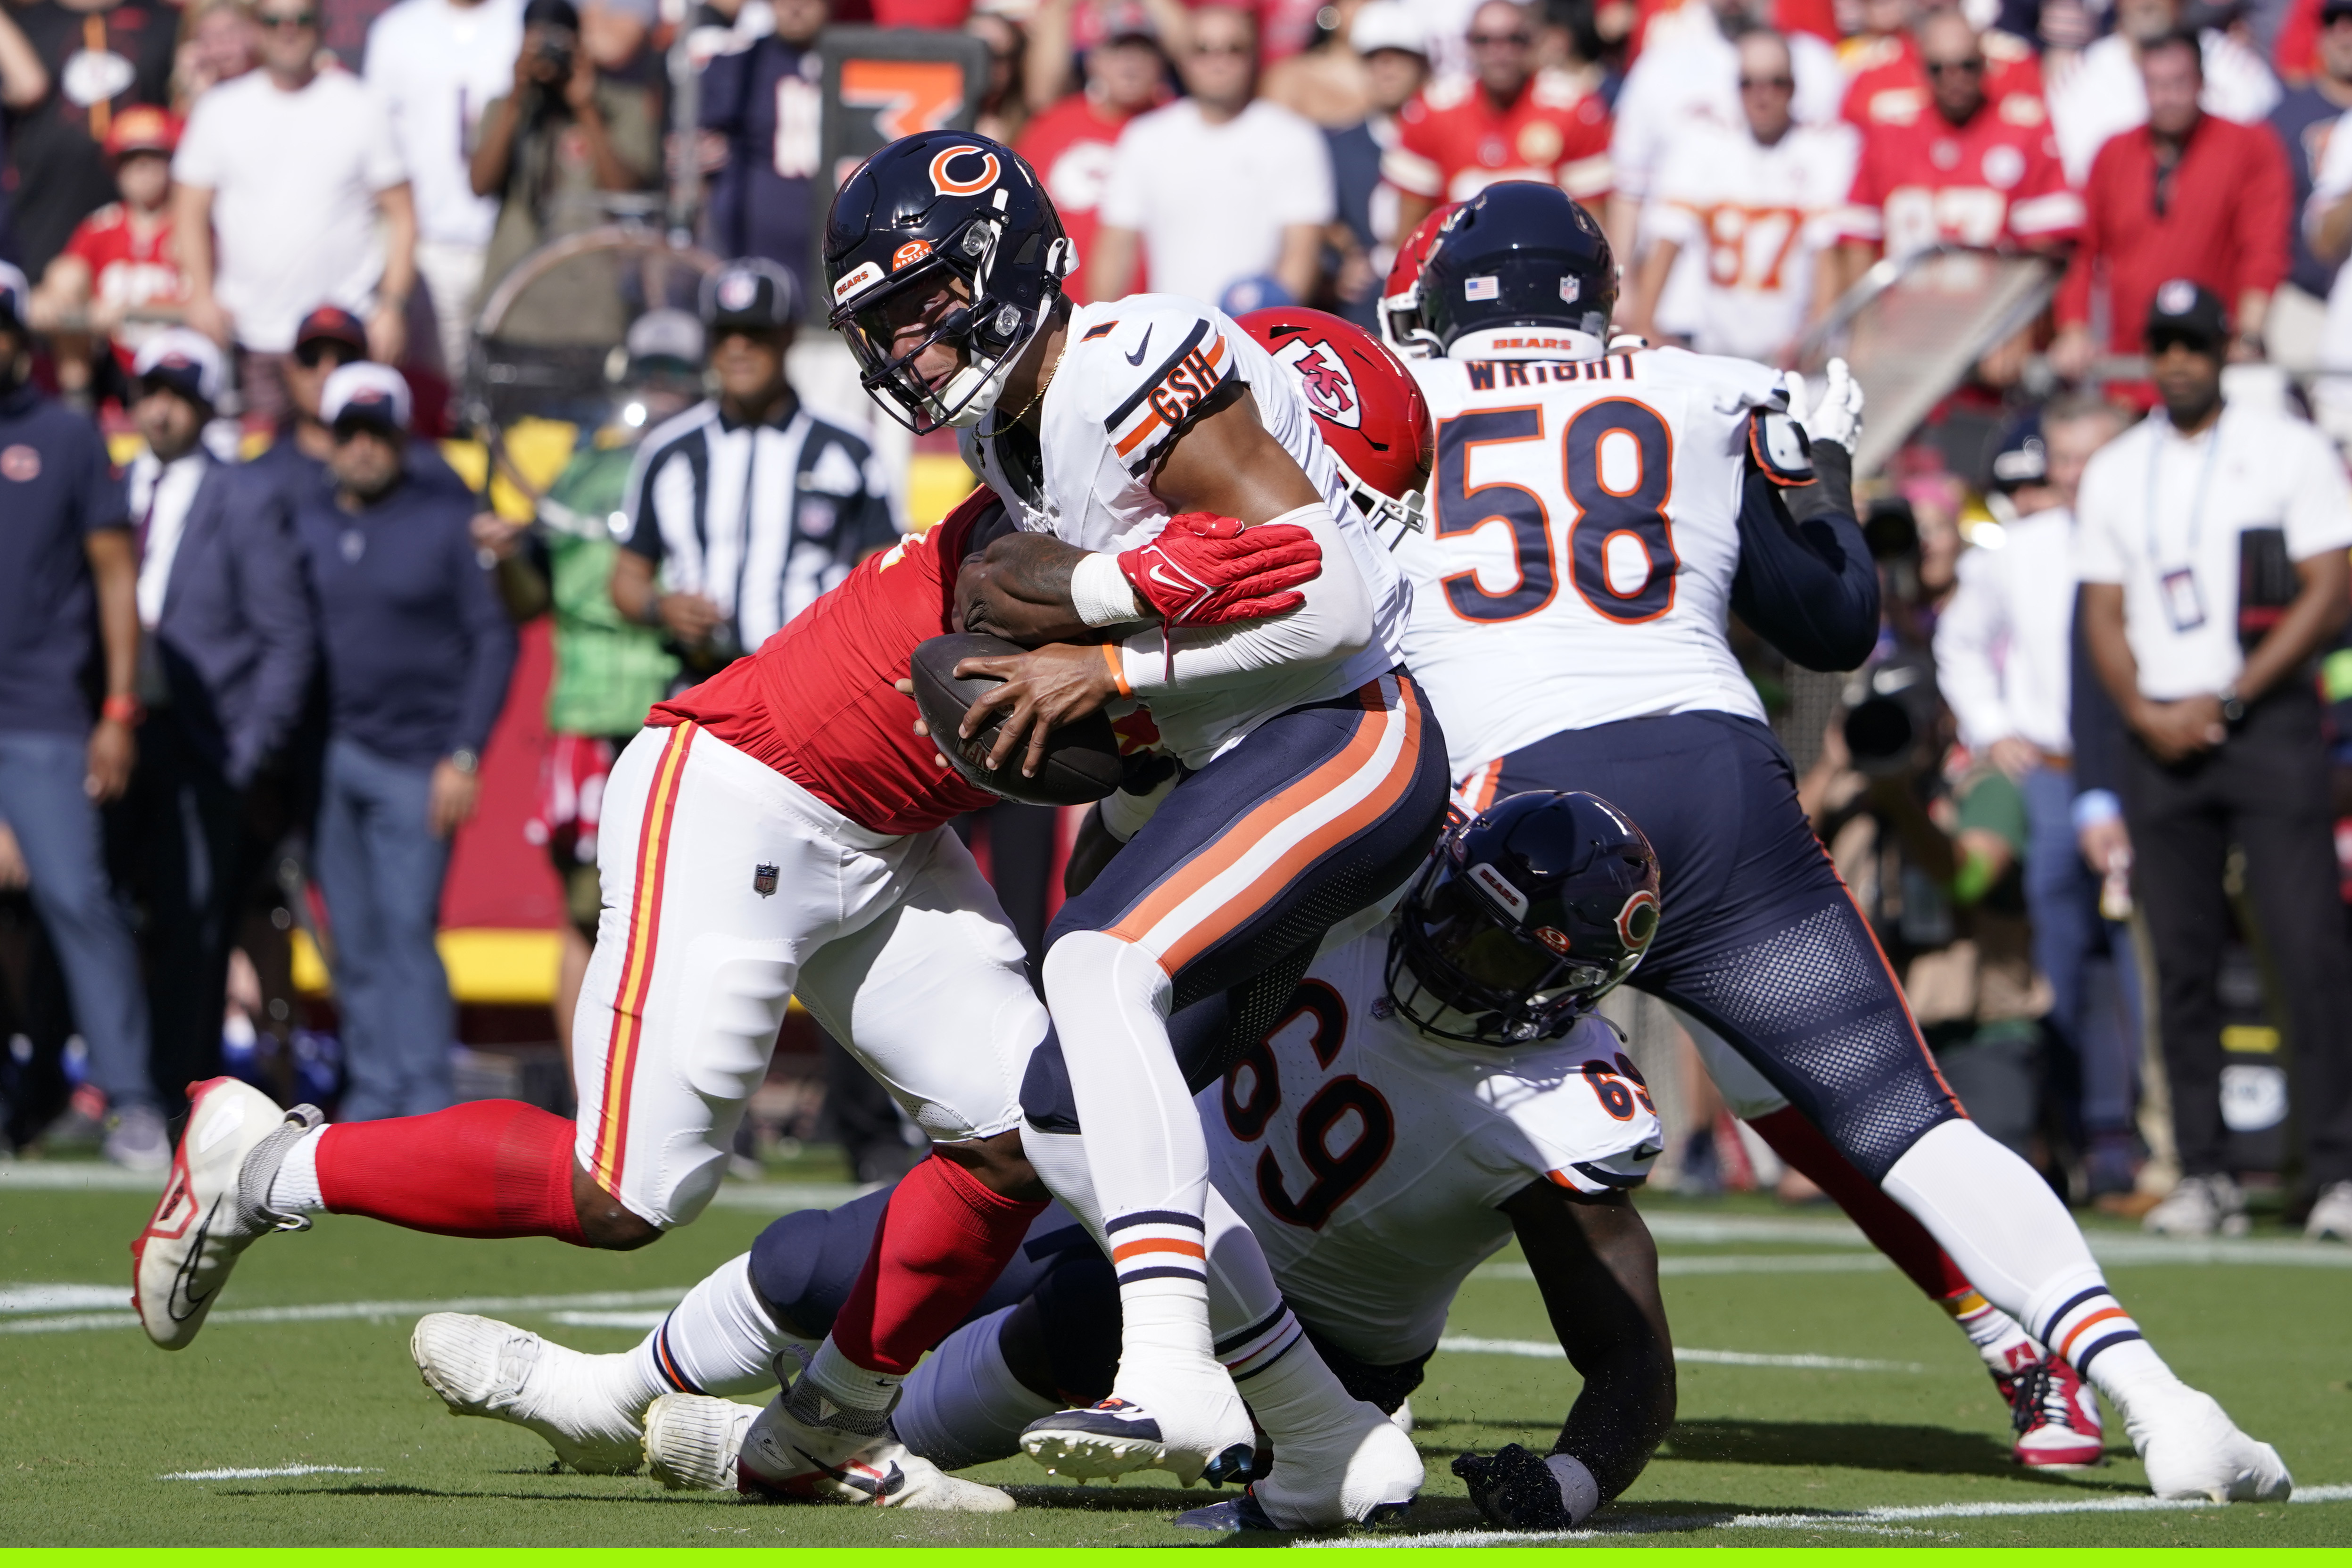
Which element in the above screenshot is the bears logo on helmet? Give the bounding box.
[1237,306,1431,548]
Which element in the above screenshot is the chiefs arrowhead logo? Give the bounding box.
[1271,338,1362,430]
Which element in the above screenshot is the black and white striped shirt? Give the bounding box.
[618,398,896,650]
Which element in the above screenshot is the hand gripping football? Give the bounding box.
[907,632,1125,808]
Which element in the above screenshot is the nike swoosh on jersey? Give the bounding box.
[1125,325,1153,366]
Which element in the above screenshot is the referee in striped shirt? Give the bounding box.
[612,259,897,674]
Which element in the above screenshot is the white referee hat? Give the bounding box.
[133,328,228,408]
[321,362,414,433]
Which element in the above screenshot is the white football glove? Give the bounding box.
[1789,357,1864,456]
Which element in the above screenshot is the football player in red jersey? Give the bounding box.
[1383,0,1612,239]
[1830,9,2080,285]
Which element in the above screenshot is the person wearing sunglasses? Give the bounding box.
[172,0,418,425]
[1840,0,2046,136]
[1384,0,1612,243]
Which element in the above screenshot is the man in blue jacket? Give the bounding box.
[293,363,518,1122]
[116,329,314,1119]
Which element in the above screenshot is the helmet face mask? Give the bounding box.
[1384,791,1660,1046]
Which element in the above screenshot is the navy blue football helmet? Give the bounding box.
[824,131,1076,433]
[1417,181,1616,359]
[1386,790,1660,1045]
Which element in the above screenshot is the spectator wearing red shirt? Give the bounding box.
[1383,0,1611,239]
[1832,10,2080,286]
[1013,13,1164,305]
[28,104,185,399]
[2052,31,2290,379]
[1839,0,2045,132]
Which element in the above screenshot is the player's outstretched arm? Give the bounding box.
[1729,460,1880,673]
[1452,1184,1675,1529]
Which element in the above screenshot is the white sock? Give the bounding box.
[631,1253,800,1400]
[891,1305,1056,1469]
[1042,931,1214,1367]
[1939,1288,2043,1378]
[266,1125,330,1215]
[802,1333,904,1413]
[1883,1120,2175,1411]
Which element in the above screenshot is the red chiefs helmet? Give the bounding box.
[1238,306,1432,546]
[1378,203,1459,361]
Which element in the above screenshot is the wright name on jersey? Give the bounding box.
[1202,925,1661,1368]
[1397,343,1786,774]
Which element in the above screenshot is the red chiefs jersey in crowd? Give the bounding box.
[1836,101,2081,259]
[58,203,186,371]
[1016,93,1145,305]
[651,493,1000,837]
[1838,29,2044,131]
[1382,72,1612,206]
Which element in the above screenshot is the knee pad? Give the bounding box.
[1665,902,1960,1181]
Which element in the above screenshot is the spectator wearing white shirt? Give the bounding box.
[2045,0,2279,183]
[173,0,417,423]
[2076,281,2352,1243]
[1604,0,1842,261]
[1627,29,1855,363]
[2298,93,2352,446]
[365,0,525,380]
[1934,397,2142,1196]
[1090,4,1336,306]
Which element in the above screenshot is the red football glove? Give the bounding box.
[1116,512,1323,628]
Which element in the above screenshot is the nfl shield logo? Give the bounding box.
[752,864,778,897]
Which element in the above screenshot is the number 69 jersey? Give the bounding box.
[1397,344,1787,776]
[1201,928,1662,1368]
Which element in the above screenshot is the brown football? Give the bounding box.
[907,632,1123,808]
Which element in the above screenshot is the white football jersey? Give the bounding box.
[962,294,1411,765]
[1642,120,1859,364]
[1396,343,1783,776]
[1201,926,1662,1367]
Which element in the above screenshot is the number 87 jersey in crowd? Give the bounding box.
[1391,188,1795,775]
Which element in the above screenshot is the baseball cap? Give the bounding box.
[105,105,182,160]
[1098,0,1160,42]
[524,0,581,26]
[626,307,705,367]
[132,328,228,409]
[0,260,28,331]
[2145,278,2229,353]
[321,363,413,433]
[1985,413,2046,492]
[1350,1,1429,57]
[295,304,371,362]
[700,258,800,332]
[2327,0,2352,21]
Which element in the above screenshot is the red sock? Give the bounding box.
[315,1099,588,1246]
[829,1155,1049,1376]
[1747,1106,1970,1299]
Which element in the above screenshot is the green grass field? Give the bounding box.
[5,1157,2348,1548]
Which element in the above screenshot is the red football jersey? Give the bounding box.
[60,203,186,371]
[1015,93,1143,305]
[1382,72,1613,206]
[1837,102,2081,259]
[651,490,1001,837]
[1838,30,2044,132]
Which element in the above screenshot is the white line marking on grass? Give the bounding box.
[1297,1483,2352,1545]
[1474,1255,1896,1281]
[0,1284,133,1313]
[0,1287,687,1335]
[0,1161,165,1191]
[547,1310,669,1329]
[1436,1336,1927,1372]
[159,1466,375,1482]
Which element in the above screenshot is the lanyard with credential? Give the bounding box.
[2144,409,2225,634]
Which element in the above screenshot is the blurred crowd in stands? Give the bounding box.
[4,0,2352,1234]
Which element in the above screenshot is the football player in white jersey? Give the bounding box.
[810,130,1454,1487]
[462,792,1681,1535]
[1380,180,2288,1504]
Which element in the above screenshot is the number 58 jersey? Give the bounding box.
[1398,344,1786,776]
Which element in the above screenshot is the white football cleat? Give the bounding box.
[1240,1396,1424,1528]
[731,1388,1016,1510]
[646,1393,761,1491]
[1021,1351,1255,1485]
[411,1313,646,1474]
[2126,1381,2293,1502]
[131,1077,321,1350]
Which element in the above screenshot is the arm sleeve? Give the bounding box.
[219,469,317,784]
[359,86,409,191]
[1727,466,1880,672]
[1832,140,1884,243]
[1381,102,1446,199]
[1931,552,2017,750]
[72,418,131,533]
[618,439,669,561]
[2070,598,2128,797]
[2282,423,2352,558]
[2070,456,2127,584]
[2236,125,2295,300]
[1117,501,1375,694]
[2054,149,2106,327]
[1096,121,1153,230]
[171,98,224,190]
[449,512,521,755]
[697,45,750,132]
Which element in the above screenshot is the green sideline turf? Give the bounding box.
[3,1177,2348,1547]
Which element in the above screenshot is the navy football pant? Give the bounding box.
[1467,711,1963,1182]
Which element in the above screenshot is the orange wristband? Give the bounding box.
[1100,642,1132,698]
[100,694,144,726]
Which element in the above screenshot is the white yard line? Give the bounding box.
[159,1465,376,1482]
[1436,1335,1927,1372]
[0,1287,687,1336]
[1299,1482,2352,1546]
[546,1310,669,1329]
